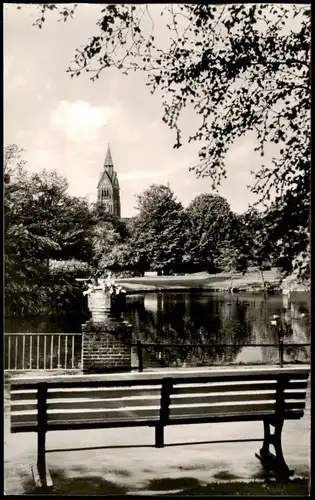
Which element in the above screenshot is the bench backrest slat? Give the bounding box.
[172,379,308,395]
[11,407,160,427]
[168,373,309,420]
[170,389,307,406]
[10,367,310,432]
[10,386,162,402]
[13,395,162,413]
[169,400,306,418]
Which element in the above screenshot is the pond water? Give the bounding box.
[122,291,311,369]
[5,291,310,370]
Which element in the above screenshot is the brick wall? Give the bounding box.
[82,319,132,373]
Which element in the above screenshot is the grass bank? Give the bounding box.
[118,268,309,294]
[165,477,310,496]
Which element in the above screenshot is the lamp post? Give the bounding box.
[271,314,284,368]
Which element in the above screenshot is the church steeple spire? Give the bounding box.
[97,144,121,218]
[104,144,113,168]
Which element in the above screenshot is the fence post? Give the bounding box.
[137,340,143,372]
[279,339,284,368]
[279,323,284,368]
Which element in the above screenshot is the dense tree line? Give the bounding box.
[99,183,299,280]
[90,181,309,283]
[5,144,309,317]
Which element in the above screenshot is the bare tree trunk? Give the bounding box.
[230,272,234,293]
[260,268,267,297]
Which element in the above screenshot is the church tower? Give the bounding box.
[97,145,121,218]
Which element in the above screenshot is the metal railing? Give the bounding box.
[4,333,310,373]
[4,333,82,371]
[133,340,311,372]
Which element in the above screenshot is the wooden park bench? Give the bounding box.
[10,365,310,488]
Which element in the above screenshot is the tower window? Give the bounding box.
[101,187,110,199]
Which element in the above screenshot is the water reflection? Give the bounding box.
[122,291,310,368]
[4,291,310,370]
[5,310,89,334]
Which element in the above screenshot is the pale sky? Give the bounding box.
[4,3,288,217]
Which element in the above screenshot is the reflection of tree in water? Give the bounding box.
[5,309,89,334]
[249,299,280,364]
[123,291,310,368]
[124,293,253,367]
[282,300,310,363]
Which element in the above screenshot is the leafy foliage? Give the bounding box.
[91,203,129,241]
[91,221,123,274]
[130,184,187,275]
[33,4,310,198]
[55,196,94,262]
[4,145,94,316]
[261,188,310,279]
[49,259,90,276]
[48,259,90,313]
[184,194,233,273]
[31,4,310,278]
[4,144,27,184]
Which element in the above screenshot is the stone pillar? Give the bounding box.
[82,319,132,373]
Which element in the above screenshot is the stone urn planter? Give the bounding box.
[82,277,130,373]
[87,287,112,322]
[83,276,126,322]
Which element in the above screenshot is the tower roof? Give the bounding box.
[98,144,119,188]
[104,144,114,167]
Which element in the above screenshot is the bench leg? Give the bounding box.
[255,418,293,479]
[155,423,164,448]
[32,429,53,489]
[272,418,292,478]
[260,419,272,459]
